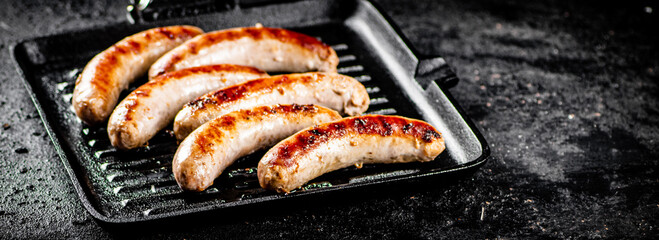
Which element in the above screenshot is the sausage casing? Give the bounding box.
[258,115,445,193]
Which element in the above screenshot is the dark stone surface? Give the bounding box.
[0,0,657,238]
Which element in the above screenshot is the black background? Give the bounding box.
[0,0,657,238]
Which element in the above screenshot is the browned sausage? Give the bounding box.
[149,26,338,79]
[258,115,445,193]
[72,25,204,126]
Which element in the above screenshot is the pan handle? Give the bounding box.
[126,0,300,23]
[127,0,235,23]
[414,56,459,89]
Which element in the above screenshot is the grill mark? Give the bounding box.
[180,26,201,37]
[278,104,319,114]
[161,54,183,74]
[187,42,198,55]
[155,28,175,39]
[124,40,143,54]
[268,115,442,167]
[87,53,118,94]
[120,88,150,121]
[402,123,414,132]
[113,45,127,54]
[132,89,150,97]
[211,85,248,103]
[123,100,138,121]
[265,28,333,59]
[195,116,230,154]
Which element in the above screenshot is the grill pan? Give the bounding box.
[12,0,489,223]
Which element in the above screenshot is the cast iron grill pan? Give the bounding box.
[12,0,489,223]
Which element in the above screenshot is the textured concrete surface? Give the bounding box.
[1,0,657,239]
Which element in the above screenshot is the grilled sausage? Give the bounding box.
[173,72,370,141]
[72,25,204,126]
[173,104,342,192]
[107,64,269,150]
[258,115,445,193]
[148,26,338,79]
